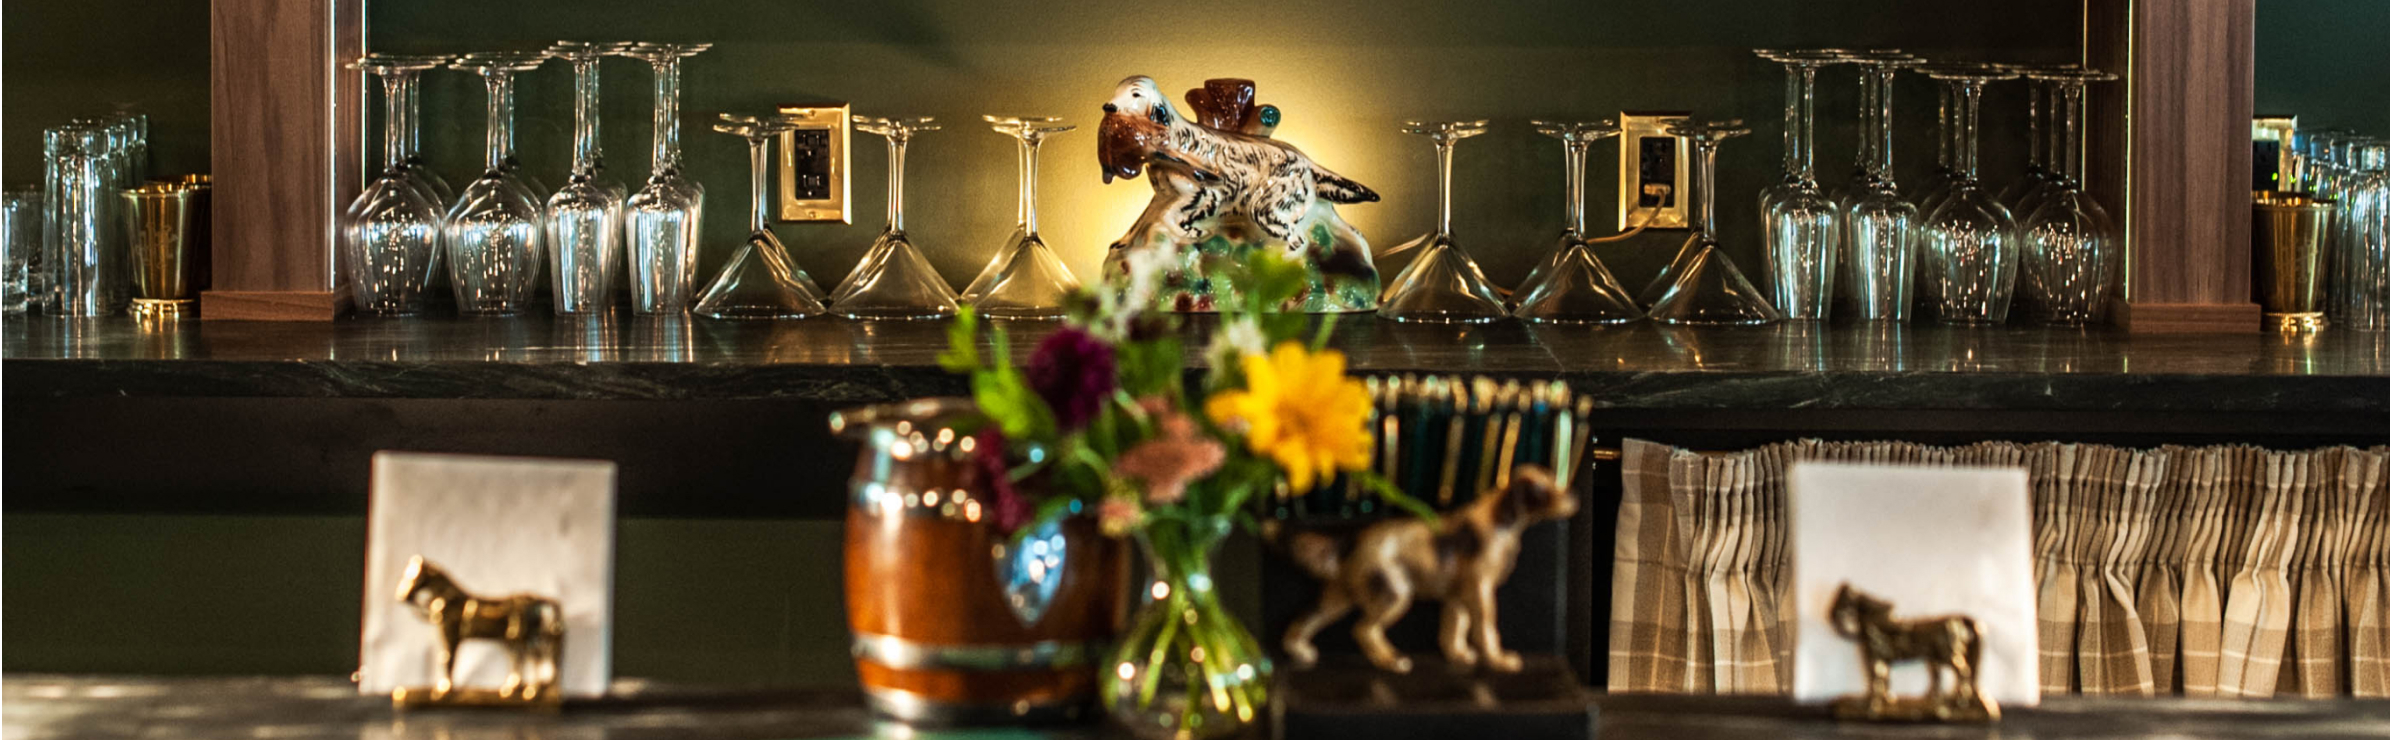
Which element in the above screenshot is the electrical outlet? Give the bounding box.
[775,103,850,223]
[1618,112,1690,230]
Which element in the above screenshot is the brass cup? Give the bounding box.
[120,179,208,318]
[2252,191,2335,333]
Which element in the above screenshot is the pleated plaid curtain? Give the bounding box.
[1606,439,2390,698]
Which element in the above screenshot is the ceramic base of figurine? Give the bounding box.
[1104,204,1380,313]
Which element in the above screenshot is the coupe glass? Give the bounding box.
[1511,119,1640,323]
[1917,64,2022,324]
[832,115,957,319]
[1378,120,1504,323]
[341,54,451,316]
[1647,119,1780,325]
[442,53,550,315]
[618,42,712,315]
[2017,68,2123,325]
[1756,49,1845,321]
[692,116,825,319]
[544,41,633,315]
[1838,51,1926,322]
[962,115,1080,318]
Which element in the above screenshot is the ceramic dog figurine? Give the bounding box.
[1096,76,1382,312]
[1276,466,1576,673]
[396,556,566,701]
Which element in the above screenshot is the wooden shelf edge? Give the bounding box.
[201,291,346,322]
[2115,301,2261,334]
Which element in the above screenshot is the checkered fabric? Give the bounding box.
[1604,439,2390,699]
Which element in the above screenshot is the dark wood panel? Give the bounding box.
[2108,0,2260,332]
[206,0,359,319]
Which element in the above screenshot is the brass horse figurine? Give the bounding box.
[397,556,565,702]
[1827,583,1997,721]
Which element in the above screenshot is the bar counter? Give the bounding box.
[7,675,2388,740]
[5,316,2388,413]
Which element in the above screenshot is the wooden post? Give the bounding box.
[2092,0,2261,333]
[202,0,360,321]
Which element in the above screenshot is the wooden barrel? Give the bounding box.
[832,399,1130,723]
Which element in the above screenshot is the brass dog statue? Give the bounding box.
[1277,466,1576,674]
[1828,583,1997,722]
[397,556,565,701]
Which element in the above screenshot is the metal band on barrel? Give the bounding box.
[851,632,1102,671]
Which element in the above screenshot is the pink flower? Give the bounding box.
[1098,497,1145,537]
[1113,412,1225,505]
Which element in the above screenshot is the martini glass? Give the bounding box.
[1756,49,1845,321]
[341,54,450,316]
[442,53,550,316]
[1378,120,1504,323]
[1839,51,1926,322]
[1647,119,1779,325]
[618,42,711,315]
[831,115,957,319]
[1512,119,1639,323]
[544,41,632,315]
[692,116,825,319]
[961,115,1081,318]
[2017,68,2123,325]
[1916,64,2022,324]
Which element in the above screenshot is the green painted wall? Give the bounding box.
[2255,0,2390,134]
[1,1,212,187]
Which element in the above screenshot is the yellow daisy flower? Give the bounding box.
[1204,342,1373,493]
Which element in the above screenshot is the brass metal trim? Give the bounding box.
[774,103,851,223]
[852,632,1105,671]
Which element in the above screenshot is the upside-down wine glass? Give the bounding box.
[1828,49,1904,211]
[1997,64,2072,213]
[1839,51,1926,322]
[1647,119,1780,325]
[962,115,1081,318]
[1511,119,1640,323]
[341,54,450,316]
[394,57,456,209]
[2332,141,2389,331]
[1917,64,2022,324]
[2018,68,2122,325]
[1378,120,1504,323]
[544,41,632,315]
[619,42,711,315]
[442,53,550,315]
[1757,49,1844,321]
[831,115,956,319]
[692,116,824,319]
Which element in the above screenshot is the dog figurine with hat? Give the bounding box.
[1097,76,1382,312]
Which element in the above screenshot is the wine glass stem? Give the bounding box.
[1779,64,1802,178]
[1562,141,1588,234]
[1691,139,1719,242]
[746,135,770,233]
[402,72,426,162]
[885,135,907,232]
[2057,82,2086,185]
[1017,135,1041,237]
[378,71,408,173]
[571,59,603,175]
[481,71,517,174]
[2025,80,2044,172]
[1435,139,1455,236]
[1853,69,1877,178]
[1935,82,1952,173]
[1954,81,1983,182]
[1795,66,1819,181]
[1871,67,1898,185]
[649,58,681,175]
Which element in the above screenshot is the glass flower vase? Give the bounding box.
[1103,516,1270,740]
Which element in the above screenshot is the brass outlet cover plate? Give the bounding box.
[1618,111,1690,231]
[776,103,851,223]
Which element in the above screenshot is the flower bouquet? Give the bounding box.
[939,249,1429,738]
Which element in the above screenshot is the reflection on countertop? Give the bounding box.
[4,314,2387,411]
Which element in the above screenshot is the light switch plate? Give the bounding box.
[1618,112,1690,231]
[776,103,850,223]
